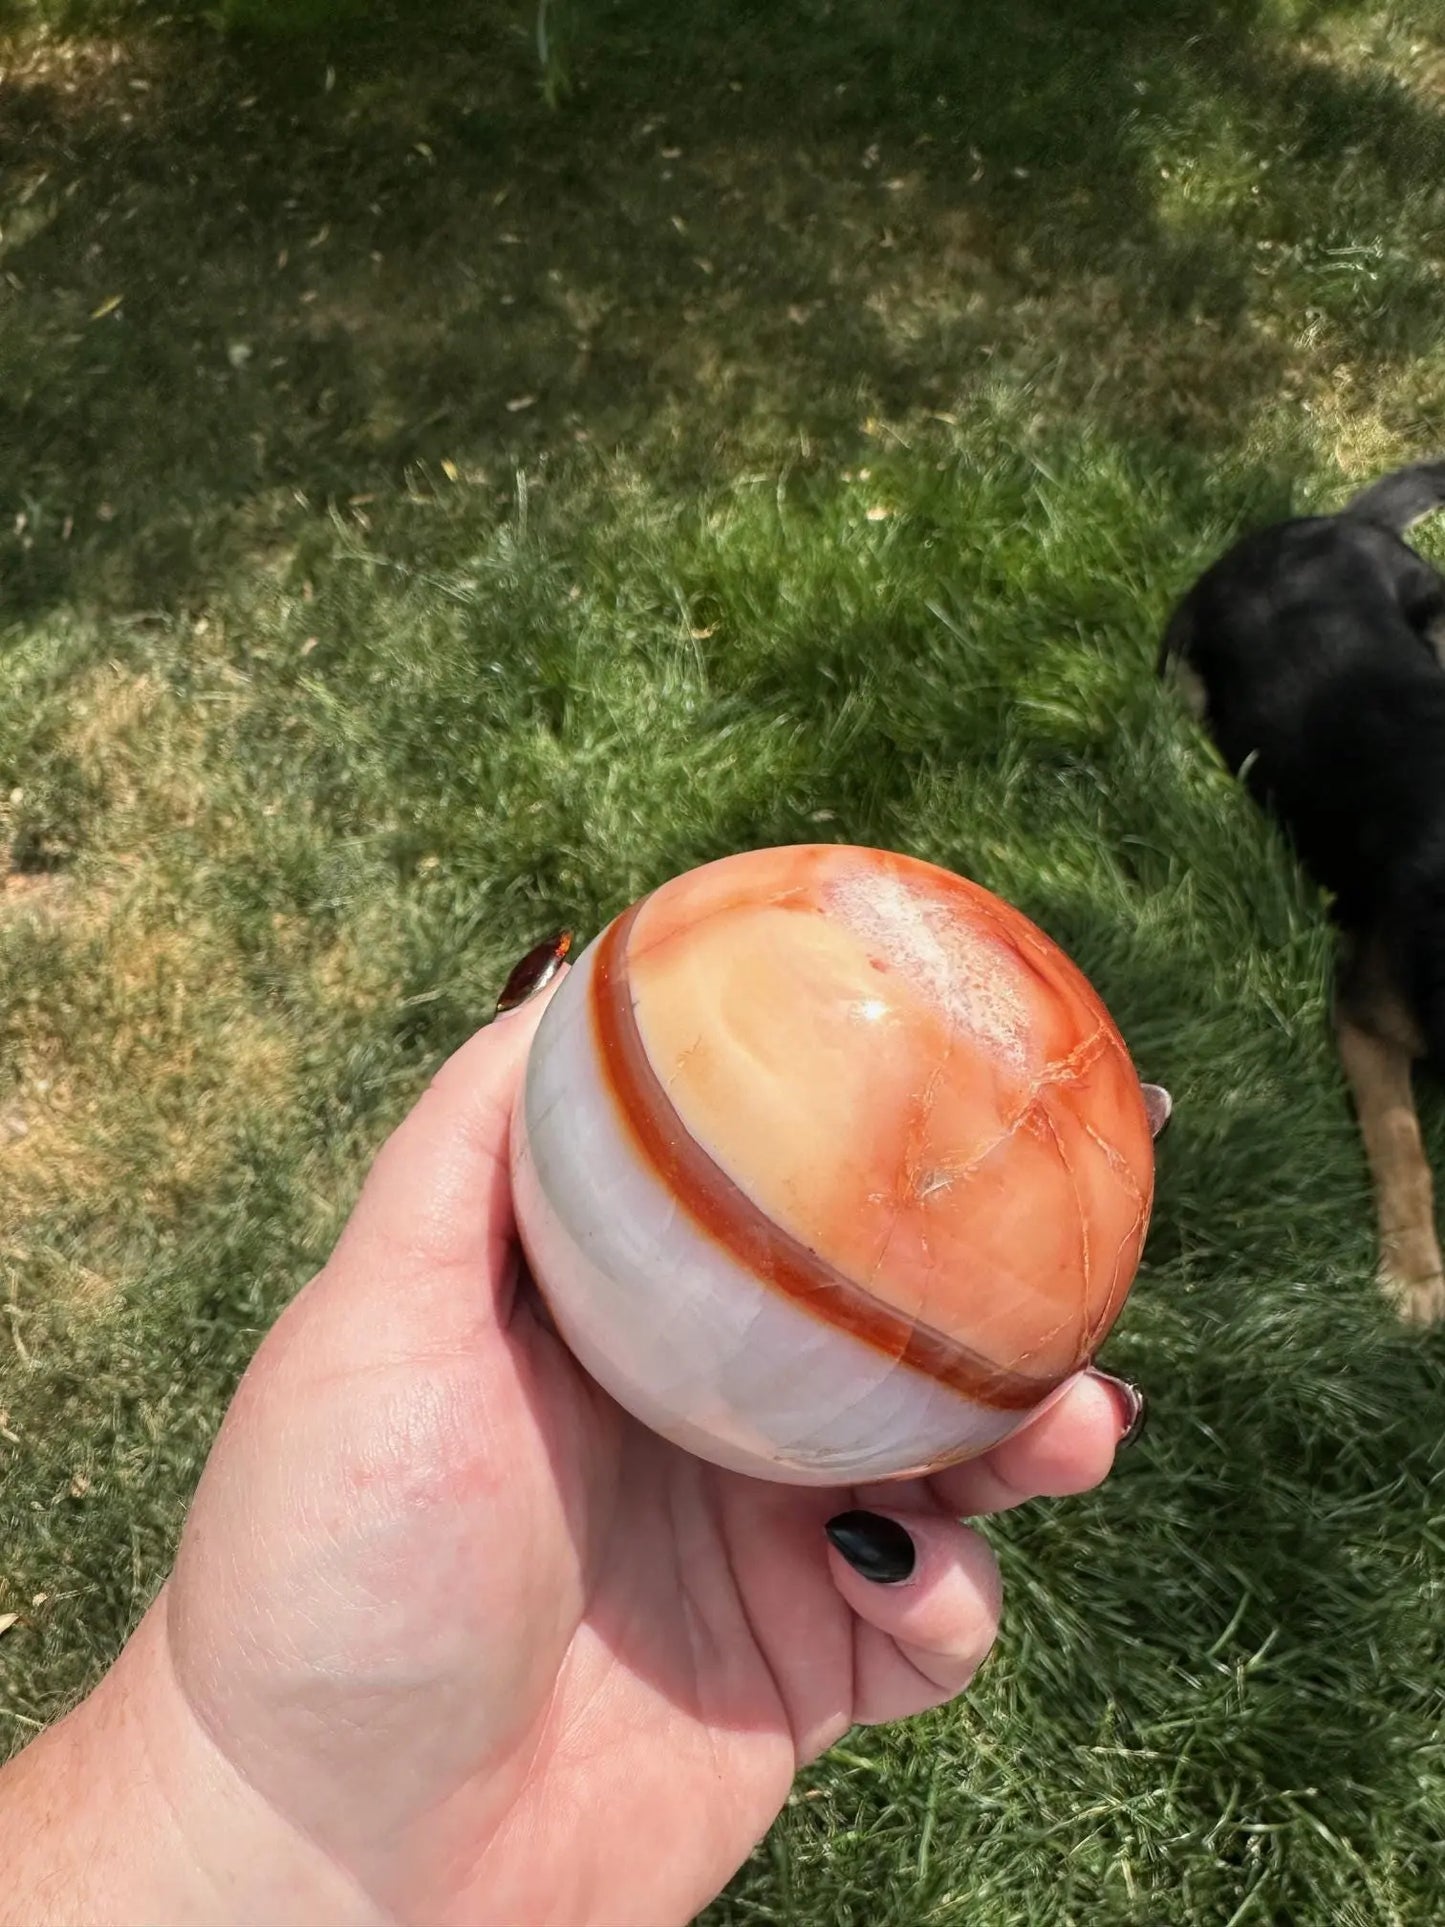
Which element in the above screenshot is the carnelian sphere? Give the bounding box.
[510,844,1154,1484]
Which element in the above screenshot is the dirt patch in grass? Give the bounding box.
[0,872,71,915]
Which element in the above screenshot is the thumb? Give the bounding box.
[327,971,564,1314]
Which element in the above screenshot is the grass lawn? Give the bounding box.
[4,0,1445,1918]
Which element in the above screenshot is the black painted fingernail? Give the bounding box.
[825,1510,916,1585]
[1089,1370,1146,1448]
[1142,1083,1173,1139]
[495,931,572,1017]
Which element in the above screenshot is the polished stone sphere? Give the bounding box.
[511,844,1155,1484]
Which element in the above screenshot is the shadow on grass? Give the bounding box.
[2,0,1443,621]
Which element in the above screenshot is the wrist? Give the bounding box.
[0,1593,386,1927]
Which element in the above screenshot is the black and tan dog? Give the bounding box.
[1160,458,1445,1325]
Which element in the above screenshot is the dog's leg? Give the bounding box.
[1334,1010,1445,1325]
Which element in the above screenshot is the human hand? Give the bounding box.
[1,951,1146,1927]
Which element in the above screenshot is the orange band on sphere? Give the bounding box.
[588,848,1152,1408]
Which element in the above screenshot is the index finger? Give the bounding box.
[924,1369,1140,1517]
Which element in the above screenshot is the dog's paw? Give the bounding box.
[1378,1257,1445,1327]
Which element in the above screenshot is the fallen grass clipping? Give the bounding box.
[4,0,1445,1920]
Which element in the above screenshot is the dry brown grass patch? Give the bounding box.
[58,661,216,837]
[2,888,299,1304]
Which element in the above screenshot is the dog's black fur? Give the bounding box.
[1159,459,1445,1065]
